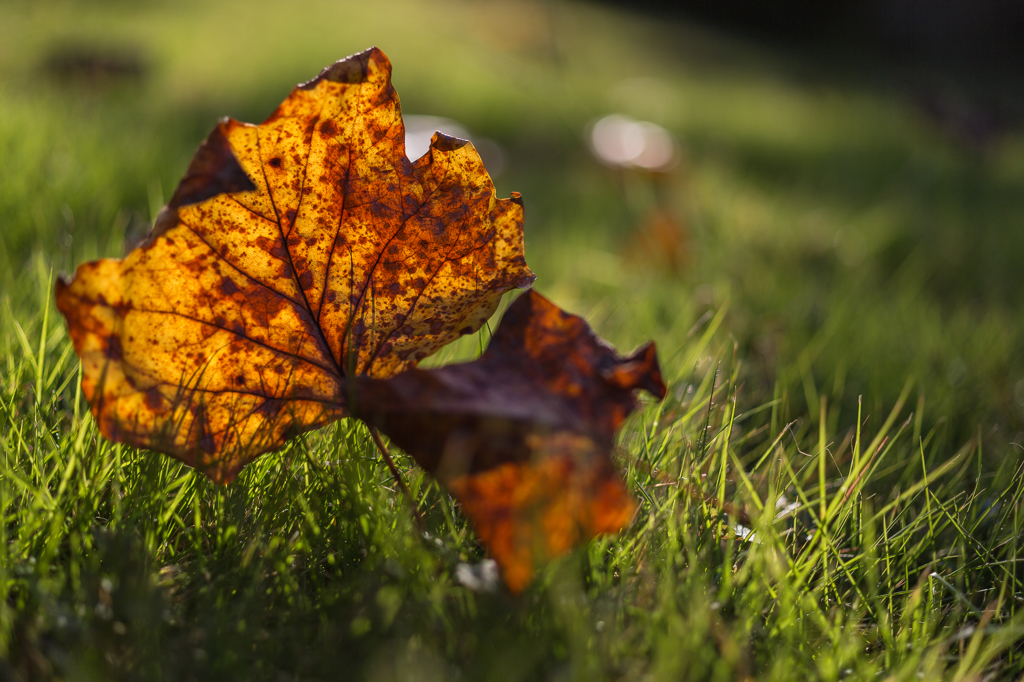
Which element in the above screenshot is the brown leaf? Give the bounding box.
[353,290,666,591]
[55,47,534,482]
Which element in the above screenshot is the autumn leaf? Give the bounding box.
[55,48,665,593]
[353,290,666,591]
[55,47,534,483]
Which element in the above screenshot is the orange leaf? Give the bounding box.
[354,290,666,591]
[55,48,534,483]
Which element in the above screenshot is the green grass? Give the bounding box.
[2,0,1023,679]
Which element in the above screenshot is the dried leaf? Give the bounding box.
[55,47,534,482]
[354,290,666,591]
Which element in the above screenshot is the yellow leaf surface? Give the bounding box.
[56,47,534,482]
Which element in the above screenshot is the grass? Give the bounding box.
[2,0,1024,679]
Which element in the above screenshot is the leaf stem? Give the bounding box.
[367,426,425,530]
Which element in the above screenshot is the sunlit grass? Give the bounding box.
[2,0,1023,678]
[2,269,1022,679]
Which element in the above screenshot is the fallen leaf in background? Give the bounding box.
[55,47,534,483]
[354,290,666,591]
[623,208,690,274]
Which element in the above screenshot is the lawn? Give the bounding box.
[2,0,1023,680]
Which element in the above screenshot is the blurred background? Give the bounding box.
[2,0,1023,458]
